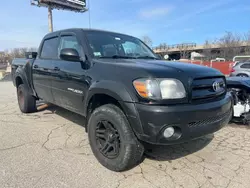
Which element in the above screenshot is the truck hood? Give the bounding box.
[96,59,223,78]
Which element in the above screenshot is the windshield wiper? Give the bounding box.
[99,55,136,59]
[136,56,159,60]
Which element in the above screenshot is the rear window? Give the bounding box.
[40,37,59,59]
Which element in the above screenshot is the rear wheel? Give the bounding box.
[237,73,248,77]
[88,104,144,172]
[17,84,37,113]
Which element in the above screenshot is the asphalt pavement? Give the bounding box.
[0,81,250,188]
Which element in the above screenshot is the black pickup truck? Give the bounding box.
[12,28,232,171]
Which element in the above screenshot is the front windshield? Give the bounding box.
[85,31,158,59]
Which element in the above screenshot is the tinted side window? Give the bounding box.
[240,63,250,69]
[40,37,59,59]
[59,36,81,55]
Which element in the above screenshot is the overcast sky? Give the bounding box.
[0,0,250,50]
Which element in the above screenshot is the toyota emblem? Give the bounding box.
[212,81,221,92]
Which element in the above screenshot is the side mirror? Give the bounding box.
[60,48,81,62]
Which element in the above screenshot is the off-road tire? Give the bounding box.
[17,84,37,113]
[88,104,144,172]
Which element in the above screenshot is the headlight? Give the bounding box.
[133,78,186,100]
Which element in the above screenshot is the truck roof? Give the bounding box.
[44,28,133,39]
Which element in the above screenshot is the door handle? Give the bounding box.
[54,67,60,71]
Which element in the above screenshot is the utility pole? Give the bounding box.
[31,0,87,32]
[48,6,53,32]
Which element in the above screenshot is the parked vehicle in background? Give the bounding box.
[211,58,226,63]
[233,61,242,67]
[227,77,250,124]
[11,28,232,172]
[230,62,250,77]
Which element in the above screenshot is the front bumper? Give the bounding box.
[134,94,232,145]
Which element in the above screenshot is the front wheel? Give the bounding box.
[88,104,144,172]
[17,84,37,113]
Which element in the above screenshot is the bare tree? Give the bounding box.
[141,36,153,48]
[162,43,167,50]
[177,44,192,59]
[19,48,28,58]
[159,43,164,50]
[28,47,38,52]
[0,51,5,64]
[0,47,38,65]
[243,31,250,55]
[202,40,213,60]
[7,48,29,64]
[218,32,242,60]
[202,39,220,60]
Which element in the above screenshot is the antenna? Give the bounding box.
[88,0,91,28]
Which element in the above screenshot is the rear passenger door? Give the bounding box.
[33,37,59,102]
[51,33,88,114]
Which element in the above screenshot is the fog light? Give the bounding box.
[163,127,175,138]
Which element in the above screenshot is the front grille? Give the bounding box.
[191,77,226,102]
[188,110,231,128]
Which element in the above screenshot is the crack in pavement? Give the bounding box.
[138,164,162,188]
[116,165,161,188]
[41,124,67,151]
[39,124,92,156]
[0,142,39,151]
[141,162,178,188]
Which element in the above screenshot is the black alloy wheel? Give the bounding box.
[96,120,120,159]
[88,104,144,172]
